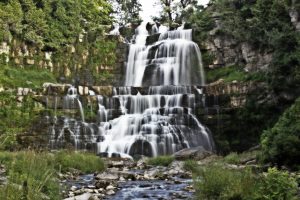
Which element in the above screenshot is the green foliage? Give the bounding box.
[183,160,198,172]
[205,65,267,84]
[256,168,298,200]
[147,156,174,167]
[0,151,60,200]
[191,0,300,96]
[191,164,298,200]
[0,0,113,49]
[224,152,240,164]
[206,65,248,83]
[54,150,105,173]
[111,0,142,24]
[0,65,56,89]
[184,6,215,42]
[261,98,300,168]
[0,92,41,150]
[194,165,257,200]
[0,150,106,199]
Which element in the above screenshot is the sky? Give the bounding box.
[139,0,210,21]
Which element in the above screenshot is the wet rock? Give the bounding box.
[95,172,119,181]
[106,185,116,190]
[95,180,112,189]
[106,190,115,195]
[88,195,100,200]
[70,185,77,191]
[174,146,213,161]
[84,188,94,193]
[107,160,124,168]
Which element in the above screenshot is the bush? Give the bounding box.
[261,98,300,168]
[147,156,174,167]
[256,168,298,200]
[224,152,240,164]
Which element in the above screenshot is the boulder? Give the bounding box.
[173,146,213,161]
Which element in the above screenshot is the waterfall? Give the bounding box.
[97,23,213,157]
[49,22,214,157]
[125,23,205,87]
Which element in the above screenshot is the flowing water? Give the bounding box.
[49,22,214,157]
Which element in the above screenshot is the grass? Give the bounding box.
[194,165,258,200]
[184,157,298,200]
[224,150,259,165]
[0,65,56,89]
[147,156,175,167]
[205,65,266,83]
[183,160,198,172]
[54,150,105,173]
[0,150,105,200]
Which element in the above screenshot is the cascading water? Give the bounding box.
[97,23,213,157]
[125,24,205,87]
[49,22,214,157]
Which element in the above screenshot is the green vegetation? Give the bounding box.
[0,63,56,150]
[0,92,39,150]
[185,160,298,200]
[147,156,174,167]
[54,150,105,173]
[224,151,258,165]
[206,65,267,83]
[188,0,300,96]
[194,166,257,199]
[0,0,112,49]
[0,66,56,89]
[261,97,300,168]
[183,160,198,172]
[0,150,105,200]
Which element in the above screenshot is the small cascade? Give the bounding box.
[97,86,214,157]
[48,22,214,157]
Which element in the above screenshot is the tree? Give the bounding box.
[156,0,197,25]
[110,0,142,24]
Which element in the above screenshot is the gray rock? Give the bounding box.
[95,172,119,181]
[106,190,115,195]
[173,146,213,160]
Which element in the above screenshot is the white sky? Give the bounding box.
[140,0,210,21]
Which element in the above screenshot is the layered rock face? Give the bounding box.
[200,13,273,71]
[0,35,128,86]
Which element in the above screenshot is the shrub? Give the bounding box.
[255,168,298,200]
[147,156,174,167]
[261,98,300,168]
[224,152,240,164]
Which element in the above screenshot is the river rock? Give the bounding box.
[106,185,116,190]
[95,172,119,181]
[95,180,112,189]
[173,146,213,160]
[106,190,115,195]
[88,195,100,200]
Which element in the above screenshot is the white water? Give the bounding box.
[125,23,205,87]
[49,23,214,157]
